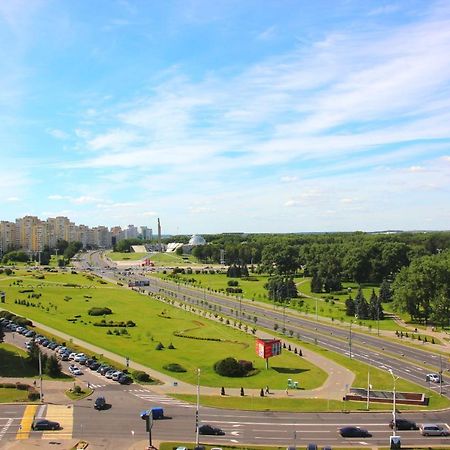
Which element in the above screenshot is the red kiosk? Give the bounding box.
[256,338,282,369]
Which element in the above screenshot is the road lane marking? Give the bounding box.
[16,405,38,440]
[0,418,13,442]
[42,404,73,440]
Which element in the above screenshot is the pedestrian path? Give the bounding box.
[125,388,194,408]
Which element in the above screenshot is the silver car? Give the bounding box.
[420,423,449,436]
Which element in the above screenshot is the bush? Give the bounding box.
[133,370,151,382]
[156,342,164,350]
[88,307,112,316]
[214,357,253,377]
[28,391,40,401]
[163,363,187,373]
[72,385,82,394]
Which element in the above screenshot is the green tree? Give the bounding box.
[354,286,369,319]
[345,296,355,316]
[379,279,392,303]
[369,289,384,321]
[45,355,62,378]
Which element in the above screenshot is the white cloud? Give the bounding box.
[47,129,69,140]
[6,196,20,202]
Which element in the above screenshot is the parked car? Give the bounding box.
[426,373,442,383]
[389,418,418,430]
[118,374,132,385]
[199,424,225,435]
[420,423,450,436]
[94,396,106,410]
[339,426,371,437]
[306,444,318,450]
[68,365,82,376]
[104,370,115,379]
[74,353,87,363]
[89,361,101,371]
[31,419,60,431]
[112,371,124,381]
[68,353,77,360]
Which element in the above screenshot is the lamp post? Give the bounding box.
[388,369,399,437]
[349,320,352,359]
[38,351,43,403]
[195,368,201,448]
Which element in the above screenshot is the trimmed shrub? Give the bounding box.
[133,370,151,382]
[88,307,112,316]
[163,363,187,373]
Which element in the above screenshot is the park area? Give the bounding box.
[0,268,325,389]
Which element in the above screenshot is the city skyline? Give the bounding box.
[1,1,449,233]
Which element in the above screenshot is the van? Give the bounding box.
[151,407,164,419]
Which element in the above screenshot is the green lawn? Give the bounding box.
[0,387,30,403]
[0,270,326,389]
[107,251,200,266]
[0,342,72,381]
[107,251,149,261]
[173,394,430,412]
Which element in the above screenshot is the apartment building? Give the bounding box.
[0,215,113,253]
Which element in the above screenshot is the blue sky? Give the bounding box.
[1,0,449,234]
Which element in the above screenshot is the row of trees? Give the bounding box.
[392,250,450,326]
[190,231,450,285]
[1,239,82,266]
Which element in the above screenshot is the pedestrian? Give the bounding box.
[221,386,225,396]
[240,387,244,396]
[260,388,264,397]
[265,385,270,394]
[285,388,289,396]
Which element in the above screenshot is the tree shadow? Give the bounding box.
[271,367,309,374]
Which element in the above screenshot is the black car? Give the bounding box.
[31,419,60,431]
[389,418,418,430]
[94,396,106,410]
[339,426,371,437]
[89,361,101,371]
[199,424,225,436]
[118,374,132,385]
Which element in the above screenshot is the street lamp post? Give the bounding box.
[349,320,352,359]
[38,351,43,403]
[388,368,399,437]
[195,368,201,448]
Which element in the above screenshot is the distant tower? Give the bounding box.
[157,218,162,252]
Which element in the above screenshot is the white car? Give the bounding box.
[68,365,82,376]
[68,353,77,360]
[426,373,442,383]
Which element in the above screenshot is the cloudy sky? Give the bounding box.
[1,0,449,234]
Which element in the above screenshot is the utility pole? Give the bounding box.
[195,368,200,448]
[38,351,43,403]
[349,320,352,359]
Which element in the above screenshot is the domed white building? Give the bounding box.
[188,234,206,246]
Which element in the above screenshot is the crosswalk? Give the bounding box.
[125,388,194,408]
[15,404,74,441]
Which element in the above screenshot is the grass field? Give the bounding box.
[107,251,149,261]
[173,393,431,412]
[107,251,199,266]
[0,387,30,403]
[0,270,326,389]
[160,444,371,450]
[0,342,72,381]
